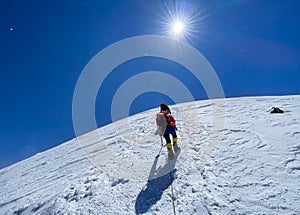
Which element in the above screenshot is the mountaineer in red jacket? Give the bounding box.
[156,102,180,159]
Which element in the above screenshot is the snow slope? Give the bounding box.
[0,95,300,215]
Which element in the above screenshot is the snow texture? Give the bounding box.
[0,95,300,214]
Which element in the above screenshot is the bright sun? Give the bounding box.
[160,1,205,41]
[173,21,184,34]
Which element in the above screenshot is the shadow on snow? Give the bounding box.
[135,154,178,214]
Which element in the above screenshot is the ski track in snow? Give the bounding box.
[0,95,300,214]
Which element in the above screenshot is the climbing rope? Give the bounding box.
[168,160,177,215]
[157,136,177,215]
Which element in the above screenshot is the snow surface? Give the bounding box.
[1,95,300,214]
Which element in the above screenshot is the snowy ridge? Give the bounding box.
[0,95,300,214]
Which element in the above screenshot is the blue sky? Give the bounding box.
[0,0,299,169]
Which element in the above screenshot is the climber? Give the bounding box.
[156,102,180,159]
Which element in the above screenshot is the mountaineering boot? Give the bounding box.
[173,138,181,154]
[167,143,175,160]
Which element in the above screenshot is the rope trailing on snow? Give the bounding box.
[157,136,177,214]
[168,161,177,215]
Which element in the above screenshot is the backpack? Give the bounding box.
[156,111,175,128]
[156,112,168,128]
[270,107,284,114]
